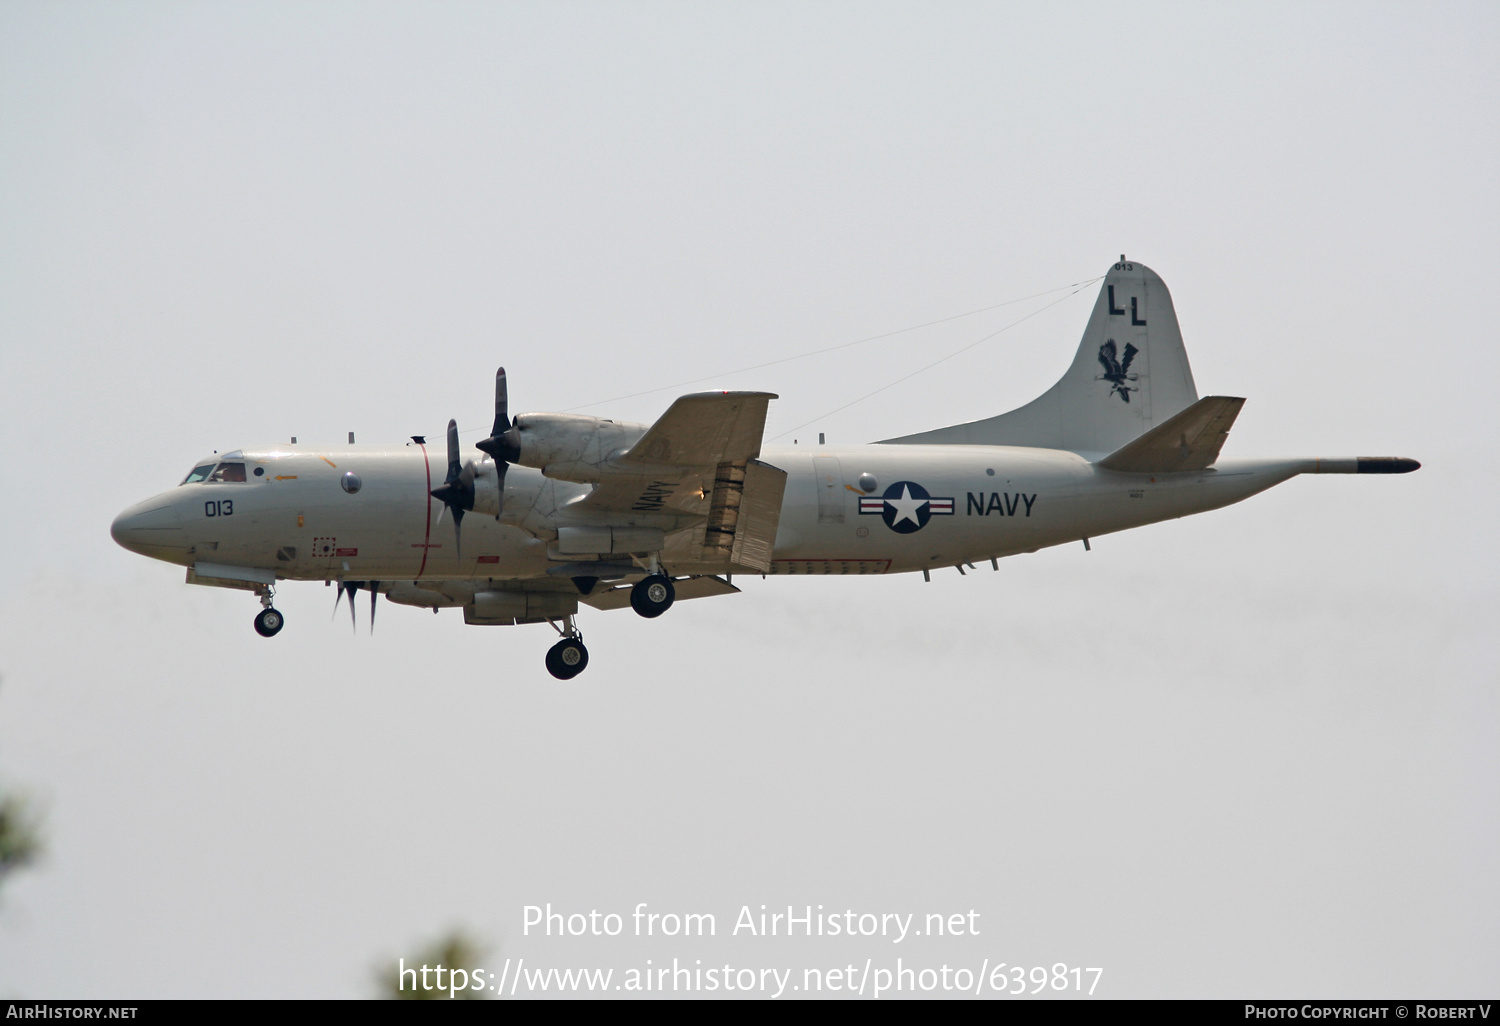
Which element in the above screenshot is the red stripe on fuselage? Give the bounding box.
[418,443,432,577]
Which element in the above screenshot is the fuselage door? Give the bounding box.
[813,456,845,524]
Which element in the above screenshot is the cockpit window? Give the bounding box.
[181,463,216,485]
[207,462,247,482]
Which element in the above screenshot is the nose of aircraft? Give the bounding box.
[111,497,189,561]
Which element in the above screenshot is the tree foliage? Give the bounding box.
[378,930,491,1000]
[0,679,43,896]
[0,791,41,892]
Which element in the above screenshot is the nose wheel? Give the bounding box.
[254,607,284,637]
[630,574,675,618]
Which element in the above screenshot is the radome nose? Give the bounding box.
[111,498,187,557]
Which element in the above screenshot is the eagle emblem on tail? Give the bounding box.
[1097,339,1140,402]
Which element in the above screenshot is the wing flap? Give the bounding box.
[1095,395,1245,473]
[728,459,786,572]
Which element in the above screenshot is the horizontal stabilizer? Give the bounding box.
[1096,395,1245,473]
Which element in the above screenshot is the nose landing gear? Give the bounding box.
[253,586,284,637]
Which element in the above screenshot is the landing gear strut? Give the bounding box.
[544,615,588,680]
[630,574,675,618]
[253,589,284,637]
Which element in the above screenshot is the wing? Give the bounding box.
[579,574,741,610]
[568,392,787,572]
[619,391,775,468]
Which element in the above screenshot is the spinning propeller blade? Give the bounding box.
[475,367,520,464]
[471,366,515,522]
[430,367,517,556]
[333,580,376,634]
[339,581,361,632]
[429,419,475,557]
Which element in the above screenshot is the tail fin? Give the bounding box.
[879,259,1199,455]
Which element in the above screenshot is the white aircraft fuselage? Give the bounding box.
[110,258,1417,678]
[113,444,1312,579]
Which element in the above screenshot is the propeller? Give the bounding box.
[429,419,476,557]
[333,580,363,632]
[475,367,521,464]
[331,579,379,633]
[431,367,516,556]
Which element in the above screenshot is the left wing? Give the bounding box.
[579,574,740,610]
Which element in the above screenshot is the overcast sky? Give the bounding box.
[1,0,1495,999]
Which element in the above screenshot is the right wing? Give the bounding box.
[619,391,776,468]
[564,391,786,572]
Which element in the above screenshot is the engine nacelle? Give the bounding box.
[553,525,665,556]
[509,413,646,483]
[466,589,578,624]
[470,458,503,516]
[384,582,465,609]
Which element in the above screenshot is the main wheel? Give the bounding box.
[630,574,676,618]
[254,607,284,637]
[545,637,589,680]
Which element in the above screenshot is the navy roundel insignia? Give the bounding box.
[858,480,955,534]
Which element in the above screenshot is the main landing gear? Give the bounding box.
[547,569,674,677]
[545,636,589,679]
[253,587,284,637]
[542,565,672,675]
[630,574,675,618]
[545,615,588,680]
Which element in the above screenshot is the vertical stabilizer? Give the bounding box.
[879,259,1199,455]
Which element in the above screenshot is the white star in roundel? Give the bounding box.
[885,484,928,527]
